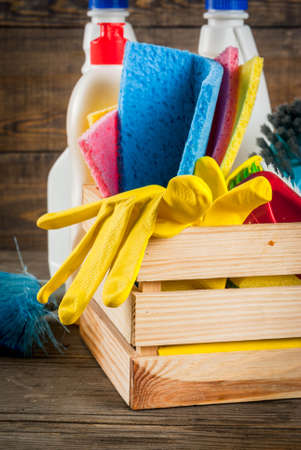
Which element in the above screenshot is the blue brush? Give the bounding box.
[257,99,301,189]
[118,42,223,191]
[0,240,64,356]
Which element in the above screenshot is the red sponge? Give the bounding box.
[206,47,239,165]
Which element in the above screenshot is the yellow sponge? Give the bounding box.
[220,57,263,177]
[159,338,301,356]
[231,274,301,288]
[158,338,301,356]
[87,104,117,127]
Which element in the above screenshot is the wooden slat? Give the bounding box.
[138,223,301,281]
[133,286,301,346]
[139,281,162,293]
[135,282,160,354]
[80,299,134,405]
[135,347,158,356]
[131,348,301,409]
[82,185,301,280]
[1,0,301,28]
[93,280,133,344]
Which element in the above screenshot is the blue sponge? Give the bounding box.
[118,42,223,191]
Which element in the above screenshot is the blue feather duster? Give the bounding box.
[0,271,63,356]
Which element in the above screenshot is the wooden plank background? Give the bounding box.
[0,0,301,250]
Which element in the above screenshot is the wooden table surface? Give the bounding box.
[1,250,301,449]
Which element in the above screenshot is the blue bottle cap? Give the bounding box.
[205,0,248,10]
[89,0,128,9]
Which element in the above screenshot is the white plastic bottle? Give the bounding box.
[82,0,136,74]
[198,0,271,168]
[47,7,135,278]
[68,23,126,253]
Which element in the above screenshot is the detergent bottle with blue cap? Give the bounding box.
[199,0,271,168]
[47,15,133,278]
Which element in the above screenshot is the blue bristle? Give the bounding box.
[0,271,63,356]
[118,42,223,191]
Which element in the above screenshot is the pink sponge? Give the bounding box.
[206,47,239,165]
[79,109,119,197]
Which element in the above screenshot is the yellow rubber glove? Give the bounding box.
[160,157,271,292]
[154,176,212,238]
[193,156,271,227]
[198,177,272,227]
[37,176,213,324]
[38,185,164,324]
[194,156,228,200]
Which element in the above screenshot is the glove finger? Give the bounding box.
[200,176,272,226]
[38,184,165,230]
[154,175,212,238]
[37,200,102,230]
[58,199,136,325]
[103,194,163,307]
[37,204,111,304]
[194,156,228,200]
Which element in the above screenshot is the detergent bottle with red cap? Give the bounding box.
[82,0,136,74]
[47,22,127,277]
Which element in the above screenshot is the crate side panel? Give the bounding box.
[80,299,134,405]
[138,224,301,281]
[131,348,301,409]
[134,286,301,346]
[93,282,133,344]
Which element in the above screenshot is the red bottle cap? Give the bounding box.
[90,23,127,65]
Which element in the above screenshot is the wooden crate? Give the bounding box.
[80,185,301,410]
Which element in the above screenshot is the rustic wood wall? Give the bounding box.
[0,0,301,251]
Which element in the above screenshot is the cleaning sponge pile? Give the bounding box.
[79,41,263,196]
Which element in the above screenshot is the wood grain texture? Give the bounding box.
[131,348,301,409]
[0,183,47,250]
[93,279,133,344]
[135,281,161,354]
[138,223,301,281]
[1,0,301,28]
[0,28,80,153]
[80,298,134,405]
[0,27,300,155]
[2,251,301,449]
[133,286,301,346]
